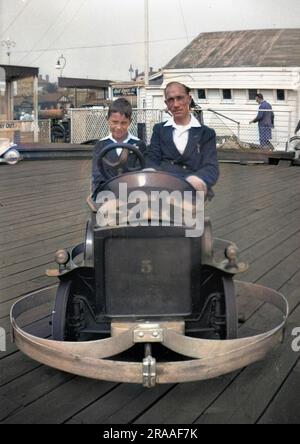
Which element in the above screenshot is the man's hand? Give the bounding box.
[186,175,207,193]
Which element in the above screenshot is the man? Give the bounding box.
[250,93,274,149]
[146,82,219,194]
[92,98,146,199]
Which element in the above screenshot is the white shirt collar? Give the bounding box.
[164,114,201,129]
[100,132,140,143]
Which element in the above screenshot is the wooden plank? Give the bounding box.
[213,193,300,238]
[0,224,85,257]
[0,220,85,251]
[0,367,74,422]
[242,245,300,287]
[0,230,85,270]
[192,306,300,424]
[214,204,300,256]
[0,169,89,192]
[210,170,300,227]
[258,359,300,424]
[67,385,172,425]
[240,217,300,264]
[0,207,88,234]
[0,352,41,388]
[0,160,300,424]
[2,379,117,424]
[0,192,89,219]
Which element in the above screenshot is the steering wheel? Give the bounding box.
[97,143,146,180]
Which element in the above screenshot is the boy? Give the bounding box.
[92,98,146,198]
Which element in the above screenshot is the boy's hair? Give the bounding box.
[107,98,132,119]
[256,93,264,100]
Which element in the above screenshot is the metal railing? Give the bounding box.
[68,107,293,151]
[202,108,292,151]
[207,108,241,139]
[69,108,164,144]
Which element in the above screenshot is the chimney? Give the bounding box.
[46,75,49,83]
[150,67,153,75]
[135,69,139,80]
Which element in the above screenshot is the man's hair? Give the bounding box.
[107,98,132,119]
[165,82,191,97]
[256,93,264,100]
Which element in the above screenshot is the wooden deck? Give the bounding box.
[1,159,300,424]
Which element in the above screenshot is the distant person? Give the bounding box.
[92,98,146,199]
[146,82,219,195]
[249,93,274,149]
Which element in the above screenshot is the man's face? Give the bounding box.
[165,84,191,121]
[108,112,131,141]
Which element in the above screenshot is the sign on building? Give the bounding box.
[113,87,137,97]
[0,121,22,131]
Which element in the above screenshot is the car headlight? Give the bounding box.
[4,149,21,165]
[55,249,70,265]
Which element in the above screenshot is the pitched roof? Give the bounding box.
[165,29,300,69]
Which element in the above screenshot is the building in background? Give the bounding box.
[140,29,300,149]
[58,77,112,108]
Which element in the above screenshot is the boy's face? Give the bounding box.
[108,112,131,142]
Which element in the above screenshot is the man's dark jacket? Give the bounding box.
[92,137,147,197]
[145,123,219,188]
[253,101,274,128]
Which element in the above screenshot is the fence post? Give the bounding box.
[69,110,74,144]
[287,110,292,152]
[48,119,51,143]
[137,123,147,143]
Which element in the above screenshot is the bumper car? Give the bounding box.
[0,138,21,165]
[11,144,288,388]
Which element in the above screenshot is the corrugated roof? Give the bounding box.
[165,29,300,69]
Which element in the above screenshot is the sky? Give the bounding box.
[0,0,300,82]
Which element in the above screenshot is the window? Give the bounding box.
[248,89,258,101]
[276,89,285,101]
[197,89,206,100]
[96,90,105,99]
[222,89,232,100]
